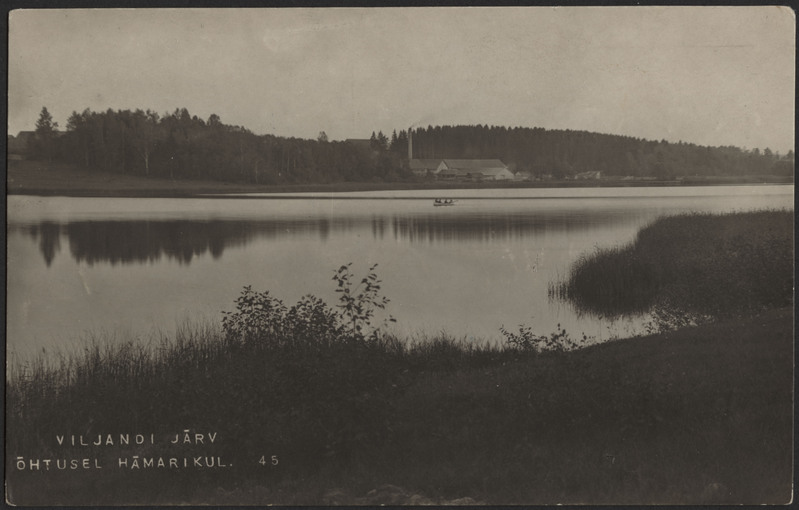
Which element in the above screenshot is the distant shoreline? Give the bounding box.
[7,159,794,199]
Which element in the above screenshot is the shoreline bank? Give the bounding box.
[6,306,793,505]
[7,159,794,198]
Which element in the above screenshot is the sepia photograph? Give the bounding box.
[5,5,795,506]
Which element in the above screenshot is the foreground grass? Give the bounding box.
[6,307,792,505]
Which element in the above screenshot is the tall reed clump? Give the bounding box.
[549,245,660,315]
[550,210,793,323]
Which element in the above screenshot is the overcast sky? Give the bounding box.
[8,7,796,153]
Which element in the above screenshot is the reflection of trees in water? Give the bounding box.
[390,211,631,243]
[64,221,254,265]
[62,220,345,265]
[18,210,634,266]
[20,219,343,266]
[26,222,62,267]
[371,216,387,240]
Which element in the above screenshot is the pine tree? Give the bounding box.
[33,106,59,160]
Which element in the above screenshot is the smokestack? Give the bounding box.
[408,127,413,160]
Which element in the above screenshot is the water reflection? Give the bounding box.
[7,189,793,358]
[15,219,334,266]
[391,210,629,243]
[27,222,62,267]
[16,209,636,267]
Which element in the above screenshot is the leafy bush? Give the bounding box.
[221,263,395,348]
[284,294,340,347]
[500,323,588,353]
[333,262,396,341]
[221,286,287,344]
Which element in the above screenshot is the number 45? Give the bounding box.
[259,455,278,466]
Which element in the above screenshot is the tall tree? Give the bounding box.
[33,106,59,160]
[65,109,92,168]
[35,106,58,134]
[377,131,388,151]
[131,109,161,176]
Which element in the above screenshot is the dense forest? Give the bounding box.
[15,106,794,184]
[23,107,408,184]
[410,124,794,179]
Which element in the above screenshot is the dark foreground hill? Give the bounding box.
[6,309,792,505]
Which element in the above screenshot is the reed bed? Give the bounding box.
[551,209,793,320]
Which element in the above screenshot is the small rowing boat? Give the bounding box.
[433,199,457,207]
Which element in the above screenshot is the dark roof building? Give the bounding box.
[409,159,442,176]
[435,159,514,180]
[7,131,35,156]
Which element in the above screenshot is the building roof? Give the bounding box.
[409,159,442,170]
[478,167,514,177]
[440,159,507,170]
[7,131,35,153]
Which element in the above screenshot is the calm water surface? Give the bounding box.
[7,185,793,357]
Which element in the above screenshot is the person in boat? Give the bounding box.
[435,198,441,204]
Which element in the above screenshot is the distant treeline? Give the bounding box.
[27,107,408,184]
[410,125,794,178]
[22,106,794,184]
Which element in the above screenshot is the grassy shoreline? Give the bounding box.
[6,308,793,505]
[7,159,794,198]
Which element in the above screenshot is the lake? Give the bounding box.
[6,185,793,358]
